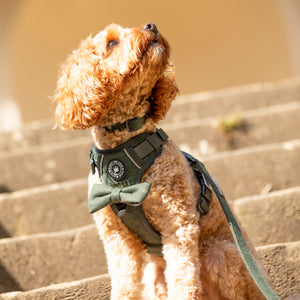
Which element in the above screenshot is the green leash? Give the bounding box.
[183,152,280,300]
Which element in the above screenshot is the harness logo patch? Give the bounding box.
[107,159,126,181]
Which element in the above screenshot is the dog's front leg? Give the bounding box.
[142,143,204,299]
[93,208,146,300]
[163,220,202,300]
[142,254,167,300]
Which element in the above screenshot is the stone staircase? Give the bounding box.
[0,78,299,300]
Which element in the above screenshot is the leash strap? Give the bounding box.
[182,152,280,300]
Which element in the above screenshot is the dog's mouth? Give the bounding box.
[148,37,160,47]
[147,39,160,48]
[144,35,165,54]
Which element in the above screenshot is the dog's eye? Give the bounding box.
[107,40,118,47]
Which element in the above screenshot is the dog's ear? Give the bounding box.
[54,36,121,130]
[148,67,178,123]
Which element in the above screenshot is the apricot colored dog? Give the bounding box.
[54,23,266,300]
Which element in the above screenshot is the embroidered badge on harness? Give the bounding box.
[107,159,126,181]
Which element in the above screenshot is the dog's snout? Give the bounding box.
[142,23,158,35]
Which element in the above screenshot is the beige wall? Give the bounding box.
[1,0,298,123]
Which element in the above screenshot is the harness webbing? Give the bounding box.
[183,152,280,300]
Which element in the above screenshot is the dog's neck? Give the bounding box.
[92,83,159,150]
[92,117,157,150]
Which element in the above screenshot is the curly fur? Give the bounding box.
[54,23,266,299]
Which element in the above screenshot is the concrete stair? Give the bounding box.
[0,78,299,299]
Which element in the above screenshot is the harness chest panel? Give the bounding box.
[89,129,169,256]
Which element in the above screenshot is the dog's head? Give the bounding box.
[54,23,178,130]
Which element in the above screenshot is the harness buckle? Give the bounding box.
[201,173,212,203]
[89,150,96,175]
[182,151,212,216]
[198,199,209,215]
[156,128,169,141]
[197,173,212,215]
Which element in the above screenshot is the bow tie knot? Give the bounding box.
[88,182,151,214]
[110,187,122,203]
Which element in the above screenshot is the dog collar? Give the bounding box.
[102,115,146,133]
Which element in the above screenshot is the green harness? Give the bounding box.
[88,126,280,300]
[89,128,212,256]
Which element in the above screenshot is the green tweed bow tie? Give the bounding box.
[88,182,151,213]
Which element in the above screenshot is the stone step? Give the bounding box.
[232,187,300,246]
[0,225,106,293]
[0,274,111,300]
[167,77,300,123]
[257,241,300,300]
[0,120,89,153]
[1,78,299,152]
[0,179,91,238]
[0,77,298,300]
[0,138,299,199]
[165,101,300,155]
[203,139,300,200]
[0,137,92,193]
[0,164,298,246]
[0,186,299,292]
[0,102,298,193]
[1,241,299,300]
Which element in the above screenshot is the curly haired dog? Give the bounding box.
[54,23,266,300]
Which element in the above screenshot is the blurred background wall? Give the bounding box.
[0,0,300,130]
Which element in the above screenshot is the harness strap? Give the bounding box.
[111,129,168,256]
[110,204,163,256]
[182,151,280,300]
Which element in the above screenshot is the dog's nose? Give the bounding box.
[142,23,158,35]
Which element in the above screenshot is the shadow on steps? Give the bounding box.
[0,223,10,239]
[0,263,22,293]
[0,185,11,194]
